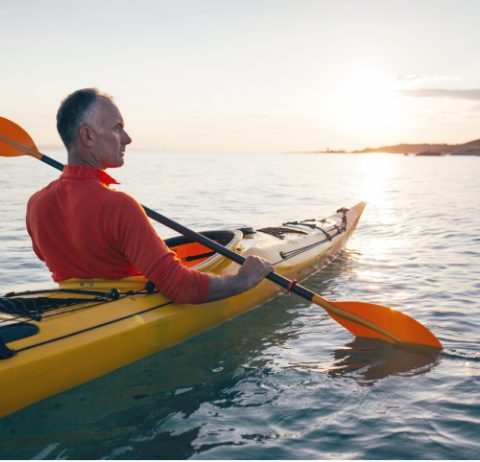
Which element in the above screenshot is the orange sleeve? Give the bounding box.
[26,194,45,262]
[109,193,209,304]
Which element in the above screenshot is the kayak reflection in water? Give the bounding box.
[26,88,273,304]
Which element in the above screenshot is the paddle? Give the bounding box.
[0,116,443,350]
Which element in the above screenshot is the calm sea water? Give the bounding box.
[0,151,479,459]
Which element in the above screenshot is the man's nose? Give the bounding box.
[123,130,132,145]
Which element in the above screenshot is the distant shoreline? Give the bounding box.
[309,150,479,156]
[311,138,480,156]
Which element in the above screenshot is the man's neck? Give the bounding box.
[67,149,103,169]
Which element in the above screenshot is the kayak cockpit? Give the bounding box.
[165,229,244,269]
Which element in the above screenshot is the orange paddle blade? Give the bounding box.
[0,117,39,157]
[319,298,442,349]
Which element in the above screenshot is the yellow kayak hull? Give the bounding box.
[0,202,365,417]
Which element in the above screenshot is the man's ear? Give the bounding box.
[79,126,95,147]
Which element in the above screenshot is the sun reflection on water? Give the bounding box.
[354,154,410,285]
[358,154,394,205]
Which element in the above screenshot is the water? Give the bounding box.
[0,151,479,459]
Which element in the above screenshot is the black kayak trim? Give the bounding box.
[0,322,39,359]
[11,299,174,358]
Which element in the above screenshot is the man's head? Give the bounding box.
[57,88,132,169]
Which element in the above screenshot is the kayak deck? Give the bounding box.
[0,202,365,417]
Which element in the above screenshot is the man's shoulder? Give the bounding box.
[27,178,60,207]
[100,188,148,221]
[102,188,141,208]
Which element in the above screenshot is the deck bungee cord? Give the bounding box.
[0,283,158,324]
[259,213,347,263]
[0,288,124,325]
[0,296,106,322]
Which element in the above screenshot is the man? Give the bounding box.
[27,88,273,303]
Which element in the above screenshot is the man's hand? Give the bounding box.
[236,255,274,292]
[205,255,274,302]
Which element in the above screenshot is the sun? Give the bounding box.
[333,71,405,140]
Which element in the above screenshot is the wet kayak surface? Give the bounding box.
[0,152,479,459]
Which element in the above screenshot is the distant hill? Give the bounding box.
[355,139,480,156]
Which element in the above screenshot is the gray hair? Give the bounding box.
[56,88,112,149]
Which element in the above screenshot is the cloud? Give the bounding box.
[402,88,480,101]
[396,74,461,83]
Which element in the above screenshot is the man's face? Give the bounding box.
[88,97,132,169]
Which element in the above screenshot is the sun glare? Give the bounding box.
[333,72,405,139]
[356,154,409,264]
[358,155,388,201]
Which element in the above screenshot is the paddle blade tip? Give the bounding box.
[319,299,443,350]
[0,117,38,157]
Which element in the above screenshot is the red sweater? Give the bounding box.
[26,165,209,304]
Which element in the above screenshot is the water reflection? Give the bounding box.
[327,337,440,385]
[358,154,394,205]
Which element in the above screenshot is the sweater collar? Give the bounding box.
[61,165,120,185]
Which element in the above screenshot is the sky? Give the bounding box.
[2,0,480,152]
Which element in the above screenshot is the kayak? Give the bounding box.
[0,203,365,417]
[0,202,365,418]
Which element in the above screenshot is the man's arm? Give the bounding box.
[205,255,273,302]
[114,192,273,304]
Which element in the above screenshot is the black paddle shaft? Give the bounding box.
[39,153,314,301]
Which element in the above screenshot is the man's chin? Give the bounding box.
[105,159,125,169]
